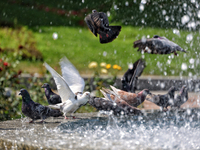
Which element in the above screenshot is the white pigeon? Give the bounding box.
[44,57,90,119]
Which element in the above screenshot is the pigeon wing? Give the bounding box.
[134,38,165,53]
[44,62,76,102]
[99,12,109,26]
[84,14,98,36]
[59,57,85,94]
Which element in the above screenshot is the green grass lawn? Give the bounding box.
[0,0,199,77]
[17,25,198,77]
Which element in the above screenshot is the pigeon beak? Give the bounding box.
[18,91,22,95]
[41,85,45,88]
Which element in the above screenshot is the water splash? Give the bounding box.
[2,110,200,149]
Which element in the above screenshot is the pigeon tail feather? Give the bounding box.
[110,85,120,94]
[99,26,121,43]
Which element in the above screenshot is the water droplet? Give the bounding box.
[160,82,165,88]
[198,10,200,18]
[173,29,180,36]
[165,16,169,21]
[181,63,187,70]
[125,1,129,6]
[114,5,118,10]
[103,51,107,57]
[139,4,144,11]
[162,10,166,15]
[52,32,58,40]
[189,72,193,77]
[188,21,196,29]
[141,36,147,43]
[186,34,193,42]
[189,58,195,64]
[128,63,133,69]
[181,15,190,24]
[107,11,110,17]
[141,0,147,4]
[167,59,171,64]
[183,3,187,8]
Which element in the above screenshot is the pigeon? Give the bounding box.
[41,83,62,105]
[133,35,187,55]
[44,57,90,119]
[89,96,141,116]
[19,89,63,123]
[171,85,188,108]
[103,85,151,107]
[145,86,178,111]
[121,59,146,93]
[85,9,121,43]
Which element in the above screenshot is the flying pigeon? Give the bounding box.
[121,59,146,93]
[41,83,62,105]
[171,85,188,108]
[133,35,187,55]
[84,9,121,43]
[145,86,178,111]
[44,57,90,119]
[19,89,62,123]
[103,85,151,107]
[89,96,141,116]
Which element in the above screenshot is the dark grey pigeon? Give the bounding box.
[85,9,121,43]
[121,58,146,93]
[19,89,63,123]
[145,86,178,111]
[133,35,187,55]
[88,96,141,116]
[172,85,188,108]
[41,83,62,105]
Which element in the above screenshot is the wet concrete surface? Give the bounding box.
[0,113,106,150]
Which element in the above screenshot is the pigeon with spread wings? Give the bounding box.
[85,10,121,43]
[44,57,90,119]
[133,35,187,55]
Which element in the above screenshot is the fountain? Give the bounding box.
[1,0,200,149]
[1,108,200,149]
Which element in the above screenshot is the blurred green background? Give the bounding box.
[0,0,200,120]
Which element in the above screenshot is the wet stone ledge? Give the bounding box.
[18,75,200,92]
[0,113,104,150]
[1,109,200,149]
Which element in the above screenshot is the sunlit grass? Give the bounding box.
[30,25,198,77]
[1,25,199,77]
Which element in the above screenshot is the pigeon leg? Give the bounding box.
[64,116,69,119]
[163,107,168,112]
[72,116,77,119]
[39,120,45,123]
[29,120,34,123]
